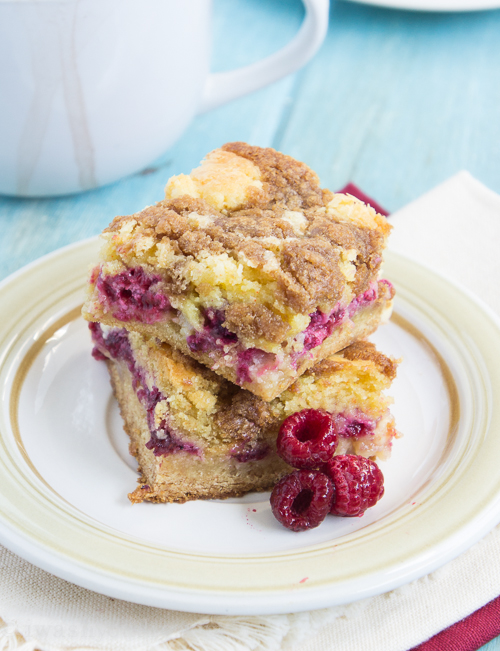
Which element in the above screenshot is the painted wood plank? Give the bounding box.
[277,1,500,211]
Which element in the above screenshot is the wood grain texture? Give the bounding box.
[281,1,500,212]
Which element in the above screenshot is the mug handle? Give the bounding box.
[199,0,329,114]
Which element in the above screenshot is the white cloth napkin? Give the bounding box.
[2,171,500,651]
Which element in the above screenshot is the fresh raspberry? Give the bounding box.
[270,470,333,531]
[324,454,384,517]
[276,409,338,469]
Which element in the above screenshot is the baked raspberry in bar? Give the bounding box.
[90,323,399,504]
[83,142,393,402]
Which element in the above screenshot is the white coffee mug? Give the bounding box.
[0,0,329,197]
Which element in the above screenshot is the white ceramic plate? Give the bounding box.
[1,238,500,615]
[345,0,500,11]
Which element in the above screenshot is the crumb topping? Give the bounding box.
[278,239,345,313]
[303,341,397,381]
[97,143,391,343]
[213,392,280,442]
[223,302,290,344]
[340,341,398,380]
[221,141,324,211]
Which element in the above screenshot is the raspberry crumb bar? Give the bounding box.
[83,142,393,401]
[90,323,399,504]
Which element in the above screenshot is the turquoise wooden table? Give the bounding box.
[1,0,500,647]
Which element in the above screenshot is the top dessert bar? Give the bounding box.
[82,142,393,401]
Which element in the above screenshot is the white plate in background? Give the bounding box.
[345,0,500,12]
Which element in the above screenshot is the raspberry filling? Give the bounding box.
[185,310,279,385]
[236,283,382,383]
[347,281,378,318]
[302,305,346,352]
[185,289,381,389]
[301,281,380,353]
[186,308,237,353]
[95,267,172,324]
[236,348,278,384]
[230,442,271,463]
[89,323,199,457]
[336,411,376,439]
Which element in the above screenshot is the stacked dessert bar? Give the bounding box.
[83,143,398,503]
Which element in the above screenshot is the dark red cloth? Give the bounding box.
[337,183,389,217]
[410,595,500,651]
[339,182,500,651]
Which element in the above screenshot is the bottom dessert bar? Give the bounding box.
[90,323,399,504]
